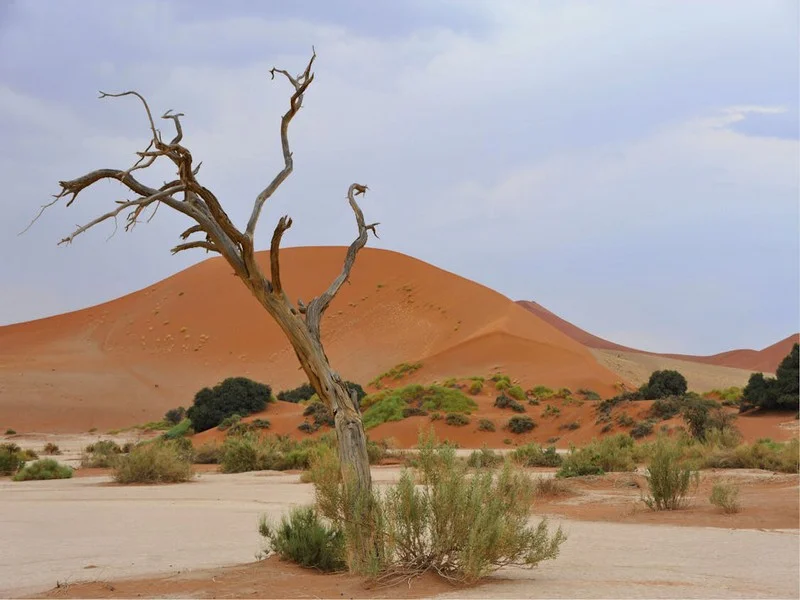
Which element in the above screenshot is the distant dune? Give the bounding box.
[0,247,623,433]
[517,301,797,375]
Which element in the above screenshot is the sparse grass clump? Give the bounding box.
[557,434,638,478]
[310,431,566,583]
[559,421,581,431]
[616,413,635,427]
[81,440,123,468]
[477,418,495,432]
[468,380,484,395]
[12,459,73,481]
[534,477,572,498]
[528,386,555,400]
[577,389,601,401]
[299,402,335,432]
[642,439,698,511]
[698,437,798,473]
[217,414,242,431]
[507,385,527,402]
[361,385,477,429]
[506,416,535,434]
[193,442,221,464]
[543,404,561,418]
[259,506,345,572]
[709,481,741,513]
[630,419,656,439]
[113,440,194,484]
[511,443,562,467]
[4,429,16,435]
[369,362,422,388]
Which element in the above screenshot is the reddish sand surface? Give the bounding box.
[0,247,623,434]
[518,300,798,373]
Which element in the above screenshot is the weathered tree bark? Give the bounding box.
[22,50,377,498]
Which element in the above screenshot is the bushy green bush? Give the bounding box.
[507,385,527,402]
[164,406,186,426]
[113,440,195,484]
[740,344,799,412]
[401,406,429,418]
[630,419,655,439]
[217,414,242,431]
[468,380,484,395]
[277,383,315,403]
[557,434,638,478]
[616,413,635,427]
[511,443,562,467]
[299,402,335,432]
[12,459,73,481]
[220,433,343,473]
[81,440,123,468]
[187,377,272,432]
[577,389,601,401]
[528,386,555,400]
[193,442,221,464]
[507,416,535,434]
[259,506,345,571]
[311,431,566,582]
[642,439,698,510]
[682,398,735,441]
[698,438,798,473]
[640,370,687,400]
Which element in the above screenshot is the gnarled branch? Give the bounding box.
[171,240,219,255]
[270,215,293,294]
[245,49,316,241]
[306,183,377,339]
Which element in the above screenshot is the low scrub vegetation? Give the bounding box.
[642,439,698,511]
[309,431,566,583]
[543,404,561,418]
[534,477,572,498]
[187,376,272,432]
[630,419,656,439]
[507,385,527,402]
[369,362,422,388]
[81,440,124,468]
[577,388,601,401]
[43,442,62,455]
[468,379,484,395]
[467,446,503,468]
[528,385,555,400]
[445,413,470,427]
[298,402,335,433]
[709,481,741,514]
[495,394,526,413]
[12,459,73,481]
[0,443,25,475]
[193,442,221,464]
[278,381,366,405]
[511,443,562,467]
[259,506,345,572]
[113,440,195,484]
[559,421,580,431]
[557,434,642,478]
[360,385,477,429]
[506,416,536,434]
[162,418,193,440]
[477,418,495,432]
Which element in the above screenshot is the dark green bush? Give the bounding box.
[187,377,271,432]
[577,389,601,401]
[277,383,315,403]
[0,443,25,475]
[630,420,656,439]
[682,398,735,441]
[507,416,535,434]
[12,459,73,481]
[113,440,194,484]
[259,506,345,571]
[162,418,193,440]
[640,370,687,400]
[559,421,581,431]
[300,402,335,432]
[650,396,686,420]
[741,344,799,412]
[495,394,526,413]
[217,414,243,431]
[402,406,429,418]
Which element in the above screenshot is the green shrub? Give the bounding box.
[741,343,798,411]
[642,439,698,510]
[559,421,580,431]
[402,406,429,418]
[277,383,315,403]
[507,416,535,434]
[0,444,25,475]
[161,416,194,440]
[699,438,798,472]
[557,388,572,398]
[12,459,73,481]
[528,386,554,399]
[577,389,601,401]
[113,440,194,484]
[217,414,242,431]
[557,434,637,477]
[477,419,495,432]
[468,380,484,395]
[491,373,512,385]
[81,440,123,468]
[361,385,477,429]
[445,413,470,427]
[601,423,613,433]
[259,506,345,572]
[220,433,336,473]
[709,481,740,514]
[187,377,272,432]
[311,431,566,582]
[300,402,335,432]
[507,385,527,402]
[495,380,511,392]
[369,362,422,388]
[512,443,562,467]
[640,370,687,400]
[495,394,526,413]
[682,398,735,441]
[467,446,503,469]
[534,477,572,497]
[4,429,15,435]
[650,396,686,420]
[164,406,186,426]
[528,398,541,406]
[43,443,62,455]
[616,413,635,427]
[630,420,655,439]
[429,412,442,421]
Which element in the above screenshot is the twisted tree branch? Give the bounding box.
[306,183,377,339]
[270,215,293,294]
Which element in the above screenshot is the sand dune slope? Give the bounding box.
[0,248,622,433]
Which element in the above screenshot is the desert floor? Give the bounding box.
[2,462,798,600]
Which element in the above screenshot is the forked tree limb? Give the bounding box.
[270,215,293,294]
[305,183,378,339]
[245,49,316,241]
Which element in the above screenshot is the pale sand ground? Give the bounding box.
[2,468,798,599]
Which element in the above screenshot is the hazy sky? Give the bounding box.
[1,0,798,355]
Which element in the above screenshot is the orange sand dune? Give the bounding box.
[518,301,797,373]
[0,247,624,433]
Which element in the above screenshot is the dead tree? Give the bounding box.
[24,51,376,498]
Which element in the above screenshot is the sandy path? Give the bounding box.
[1,469,798,599]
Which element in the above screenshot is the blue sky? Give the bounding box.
[0,0,797,354]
